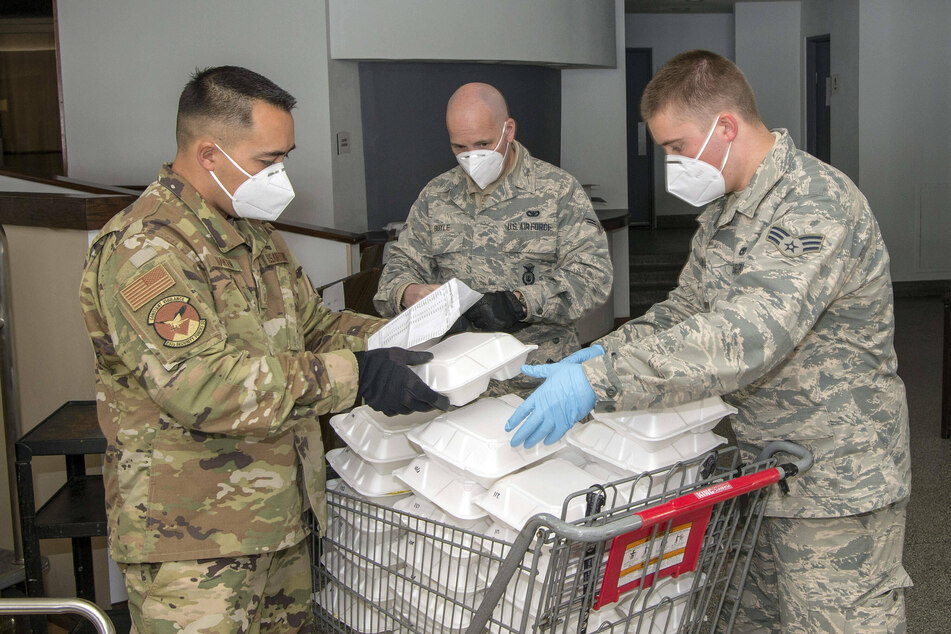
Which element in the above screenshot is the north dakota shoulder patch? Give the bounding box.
[766,225,824,258]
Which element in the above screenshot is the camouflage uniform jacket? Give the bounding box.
[583,131,910,518]
[79,165,382,563]
[373,142,613,364]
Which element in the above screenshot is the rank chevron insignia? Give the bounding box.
[766,225,824,258]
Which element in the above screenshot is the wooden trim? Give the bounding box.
[271,221,366,245]
[0,192,135,231]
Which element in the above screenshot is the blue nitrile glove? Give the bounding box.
[505,363,596,448]
[559,344,605,364]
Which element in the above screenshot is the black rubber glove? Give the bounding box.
[443,315,472,338]
[353,348,449,416]
[464,290,527,331]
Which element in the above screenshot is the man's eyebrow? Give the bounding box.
[655,136,682,147]
[258,144,296,158]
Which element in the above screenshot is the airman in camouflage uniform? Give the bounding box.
[79,67,399,633]
[509,51,912,631]
[374,83,613,393]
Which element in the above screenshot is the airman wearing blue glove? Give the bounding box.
[505,345,604,447]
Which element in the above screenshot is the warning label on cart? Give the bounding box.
[617,522,692,585]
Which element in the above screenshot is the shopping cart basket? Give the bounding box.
[312,440,812,634]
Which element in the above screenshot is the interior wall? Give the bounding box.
[359,62,561,231]
[561,0,628,211]
[328,0,616,68]
[624,12,734,218]
[328,59,369,233]
[56,0,337,227]
[735,2,802,146]
[801,0,860,185]
[858,0,951,282]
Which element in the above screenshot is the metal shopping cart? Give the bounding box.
[311,441,812,634]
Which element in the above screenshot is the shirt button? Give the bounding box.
[553,337,560,344]
[605,387,617,397]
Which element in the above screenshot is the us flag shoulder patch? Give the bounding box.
[765,225,824,258]
[120,264,175,311]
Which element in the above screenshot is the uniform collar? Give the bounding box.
[449,141,536,210]
[156,164,247,253]
[701,129,793,229]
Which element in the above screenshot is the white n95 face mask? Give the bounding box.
[209,144,295,221]
[665,118,732,207]
[456,125,509,190]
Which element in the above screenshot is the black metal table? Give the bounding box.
[15,400,107,633]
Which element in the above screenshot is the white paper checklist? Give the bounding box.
[368,278,482,350]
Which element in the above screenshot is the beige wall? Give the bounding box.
[0,225,104,602]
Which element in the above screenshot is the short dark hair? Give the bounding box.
[176,66,296,147]
[640,50,760,126]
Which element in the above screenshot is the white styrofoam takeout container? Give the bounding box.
[329,405,437,472]
[393,455,489,521]
[613,572,703,634]
[407,394,564,488]
[325,447,411,502]
[315,584,398,634]
[393,495,493,545]
[592,396,737,449]
[566,421,727,474]
[391,530,498,595]
[473,458,604,532]
[412,332,537,406]
[388,572,483,634]
[320,545,401,604]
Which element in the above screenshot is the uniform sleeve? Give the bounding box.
[517,178,613,325]
[93,236,362,439]
[373,195,437,317]
[584,201,857,412]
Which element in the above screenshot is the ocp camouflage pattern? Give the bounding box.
[79,165,383,563]
[583,130,910,518]
[374,142,613,366]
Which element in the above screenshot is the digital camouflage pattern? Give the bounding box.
[122,537,313,633]
[374,142,613,368]
[583,130,911,519]
[733,499,911,633]
[79,165,383,563]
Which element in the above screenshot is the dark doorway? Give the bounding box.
[806,35,831,164]
[625,48,653,227]
[0,0,63,178]
[359,62,561,232]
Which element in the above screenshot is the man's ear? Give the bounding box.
[196,140,218,171]
[504,117,517,143]
[719,113,739,143]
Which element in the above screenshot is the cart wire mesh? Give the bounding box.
[311,443,807,634]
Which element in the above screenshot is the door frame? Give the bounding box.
[625,47,654,228]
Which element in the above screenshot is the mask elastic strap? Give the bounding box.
[719,142,733,173]
[214,144,252,178]
[493,123,508,153]
[694,118,720,160]
[208,169,236,202]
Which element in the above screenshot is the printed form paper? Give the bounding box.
[368,278,482,350]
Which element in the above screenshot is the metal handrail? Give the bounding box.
[0,597,115,633]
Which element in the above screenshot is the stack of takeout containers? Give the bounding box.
[319,407,440,632]
[325,405,441,503]
[322,326,737,632]
[565,396,735,492]
[386,395,567,632]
